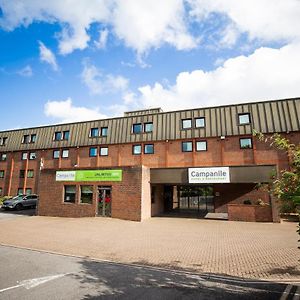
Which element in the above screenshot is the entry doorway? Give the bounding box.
[97,186,112,217]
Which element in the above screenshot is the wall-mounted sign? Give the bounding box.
[188,167,230,183]
[56,170,122,182]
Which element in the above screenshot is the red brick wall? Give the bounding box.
[38,166,146,221]
[228,204,273,222]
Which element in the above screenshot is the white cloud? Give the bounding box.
[128,43,300,111]
[81,60,128,95]
[17,65,33,77]
[44,98,106,123]
[38,41,58,71]
[188,0,300,44]
[94,28,109,49]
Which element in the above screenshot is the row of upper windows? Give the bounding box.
[0,169,35,179]
[1,113,252,146]
[181,113,251,130]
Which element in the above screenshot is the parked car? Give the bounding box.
[1,194,38,210]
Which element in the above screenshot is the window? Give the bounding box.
[64,185,76,203]
[62,149,69,158]
[0,137,7,146]
[1,153,7,161]
[29,152,36,160]
[63,131,70,140]
[89,147,97,157]
[100,147,108,156]
[132,144,142,155]
[54,131,62,141]
[90,128,99,137]
[22,135,30,144]
[27,170,34,178]
[144,122,153,133]
[101,127,108,137]
[19,170,25,178]
[80,185,93,204]
[195,117,205,128]
[25,188,32,195]
[30,134,36,143]
[17,188,23,195]
[0,170,4,178]
[53,150,60,159]
[196,141,207,151]
[238,113,251,125]
[22,152,28,160]
[0,187,2,196]
[182,141,193,152]
[144,144,154,154]
[240,138,252,149]
[132,123,142,134]
[182,119,192,129]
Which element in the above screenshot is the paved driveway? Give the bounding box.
[0,208,36,220]
[0,216,299,281]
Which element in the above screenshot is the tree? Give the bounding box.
[253,131,300,244]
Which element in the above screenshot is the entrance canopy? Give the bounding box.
[150,165,276,184]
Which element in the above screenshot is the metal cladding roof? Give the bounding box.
[0,97,299,152]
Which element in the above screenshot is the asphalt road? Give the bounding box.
[0,245,299,300]
[0,208,36,220]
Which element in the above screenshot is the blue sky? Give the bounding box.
[1,0,300,131]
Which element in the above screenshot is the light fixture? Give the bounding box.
[220,136,226,140]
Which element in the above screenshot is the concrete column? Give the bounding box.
[270,195,281,223]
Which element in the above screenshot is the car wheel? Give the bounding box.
[15,204,23,211]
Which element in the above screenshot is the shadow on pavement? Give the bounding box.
[0,208,36,216]
[72,258,295,300]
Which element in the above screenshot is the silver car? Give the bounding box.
[1,194,38,210]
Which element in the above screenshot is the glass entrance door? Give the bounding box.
[97,186,112,217]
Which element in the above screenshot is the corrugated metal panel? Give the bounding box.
[0,98,299,152]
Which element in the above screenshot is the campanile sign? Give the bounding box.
[188,167,230,183]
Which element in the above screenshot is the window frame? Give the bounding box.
[100,127,108,137]
[132,123,143,134]
[0,137,8,146]
[144,144,154,154]
[0,170,4,178]
[53,150,60,159]
[0,153,7,161]
[195,117,205,128]
[240,137,253,149]
[61,149,69,158]
[29,152,36,160]
[19,170,25,178]
[99,147,108,156]
[27,170,34,178]
[54,131,62,141]
[64,185,76,204]
[196,140,207,152]
[80,185,93,204]
[63,130,70,140]
[30,134,36,143]
[21,152,28,160]
[89,147,98,157]
[144,122,153,133]
[238,113,251,125]
[182,119,192,130]
[90,127,99,138]
[132,144,142,155]
[182,141,193,152]
[22,135,30,144]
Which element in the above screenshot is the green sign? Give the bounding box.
[56,170,122,182]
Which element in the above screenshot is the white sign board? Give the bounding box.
[188,167,230,183]
[56,171,76,181]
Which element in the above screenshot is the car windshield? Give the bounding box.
[11,196,24,201]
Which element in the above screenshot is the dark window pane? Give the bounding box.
[19,170,25,178]
[80,185,93,204]
[89,147,97,157]
[240,138,252,149]
[101,127,108,137]
[144,144,154,154]
[182,142,193,152]
[90,128,99,137]
[30,134,36,143]
[64,185,76,203]
[54,132,62,140]
[63,131,70,140]
[23,135,30,143]
[132,123,142,134]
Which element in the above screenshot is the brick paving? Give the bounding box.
[0,215,299,281]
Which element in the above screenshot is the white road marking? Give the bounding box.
[0,273,69,293]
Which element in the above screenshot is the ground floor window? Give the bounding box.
[25,188,32,195]
[80,185,93,204]
[0,187,2,196]
[64,185,76,203]
[17,188,23,195]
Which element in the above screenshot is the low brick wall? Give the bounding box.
[228,204,273,222]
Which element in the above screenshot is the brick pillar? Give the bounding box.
[270,195,281,223]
